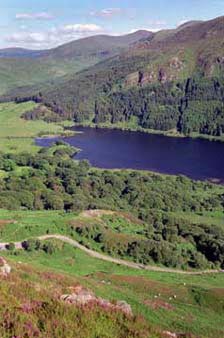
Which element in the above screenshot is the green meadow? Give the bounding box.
[0,209,223,337]
[0,101,73,153]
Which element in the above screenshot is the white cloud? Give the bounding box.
[176,18,193,27]
[7,32,49,44]
[5,23,104,49]
[15,12,55,20]
[90,8,122,18]
[58,24,103,34]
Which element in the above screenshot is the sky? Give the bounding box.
[0,0,224,49]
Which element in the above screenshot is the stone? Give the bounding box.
[61,285,132,316]
[0,257,11,276]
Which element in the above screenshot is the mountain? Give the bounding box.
[0,30,152,95]
[47,31,153,59]
[0,48,47,58]
[0,31,152,60]
[14,15,224,138]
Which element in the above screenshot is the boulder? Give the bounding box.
[158,68,168,83]
[61,285,132,316]
[0,257,11,276]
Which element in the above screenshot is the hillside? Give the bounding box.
[1,4,224,338]
[0,97,223,337]
[12,16,224,139]
[0,209,224,337]
[0,257,156,338]
[0,30,151,95]
[48,31,152,59]
[0,48,47,58]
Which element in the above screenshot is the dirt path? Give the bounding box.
[0,234,222,275]
[80,210,115,218]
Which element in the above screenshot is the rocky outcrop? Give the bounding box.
[0,257,11,276]
[162,332,178,338]
[158,68,168,83]
[126,70,160,87]
[169,57,183,70]
[61,285,132,316]
[125,71,140,86]
[125,56,184,87]
[217,56,224,65]
[140,71,156,85]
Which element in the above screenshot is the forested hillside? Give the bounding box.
[9,16,224,138]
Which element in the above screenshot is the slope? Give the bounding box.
[0,30,152,94]
[18,16,224,139]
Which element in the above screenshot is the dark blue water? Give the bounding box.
[36,126,224,181]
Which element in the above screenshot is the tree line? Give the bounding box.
[0,144,223,269]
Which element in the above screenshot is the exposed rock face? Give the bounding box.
[162,330,194,338]
[158,68,168,83]
[125,71,140,86]
[162,332,177,338]
[126,69,161,87]
[61,285,132,316]
[0,257,11,276]
[140,71,156,85]
[169,57,183,70]
[125,56,184,87]
[217,56,224,64]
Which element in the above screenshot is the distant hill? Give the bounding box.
[0,48,47,58]
[47,31,153,59]
[12,16,224,139]
[0,30,152,94]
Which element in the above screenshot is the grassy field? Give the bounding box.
[0,57,98,95]
[0,259,156,338]
[0,101,74,153]
[0,208,223,337]
[0,208,223,246]
[1,237,224,336]
[0,209,224,337]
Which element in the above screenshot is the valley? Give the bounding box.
[0,10,224,338]
[3,16,224,142]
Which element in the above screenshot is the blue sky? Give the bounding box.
[1,0,224,49]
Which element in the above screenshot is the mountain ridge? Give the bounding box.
[11,15,224,139]
[0,30,152,59]
[0,30,152,94]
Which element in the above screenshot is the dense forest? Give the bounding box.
[0,143,223,269]
[18,75,224,137]
[94,76,224,136]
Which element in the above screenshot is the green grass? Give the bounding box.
[0,207,223,249]
[0,209,224,337]
[2,244,224,337]
[169,211,224,228]
[0,101,74,153]
[0,57,99,95]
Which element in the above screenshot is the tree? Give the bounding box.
[3,159,16,172]
[7,242,15,251]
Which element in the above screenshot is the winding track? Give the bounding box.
[0,234,222,275]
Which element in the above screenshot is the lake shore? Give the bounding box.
[36,125,224,182]
[71,122,224,143]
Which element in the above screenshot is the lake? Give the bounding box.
[36,126,224,182]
